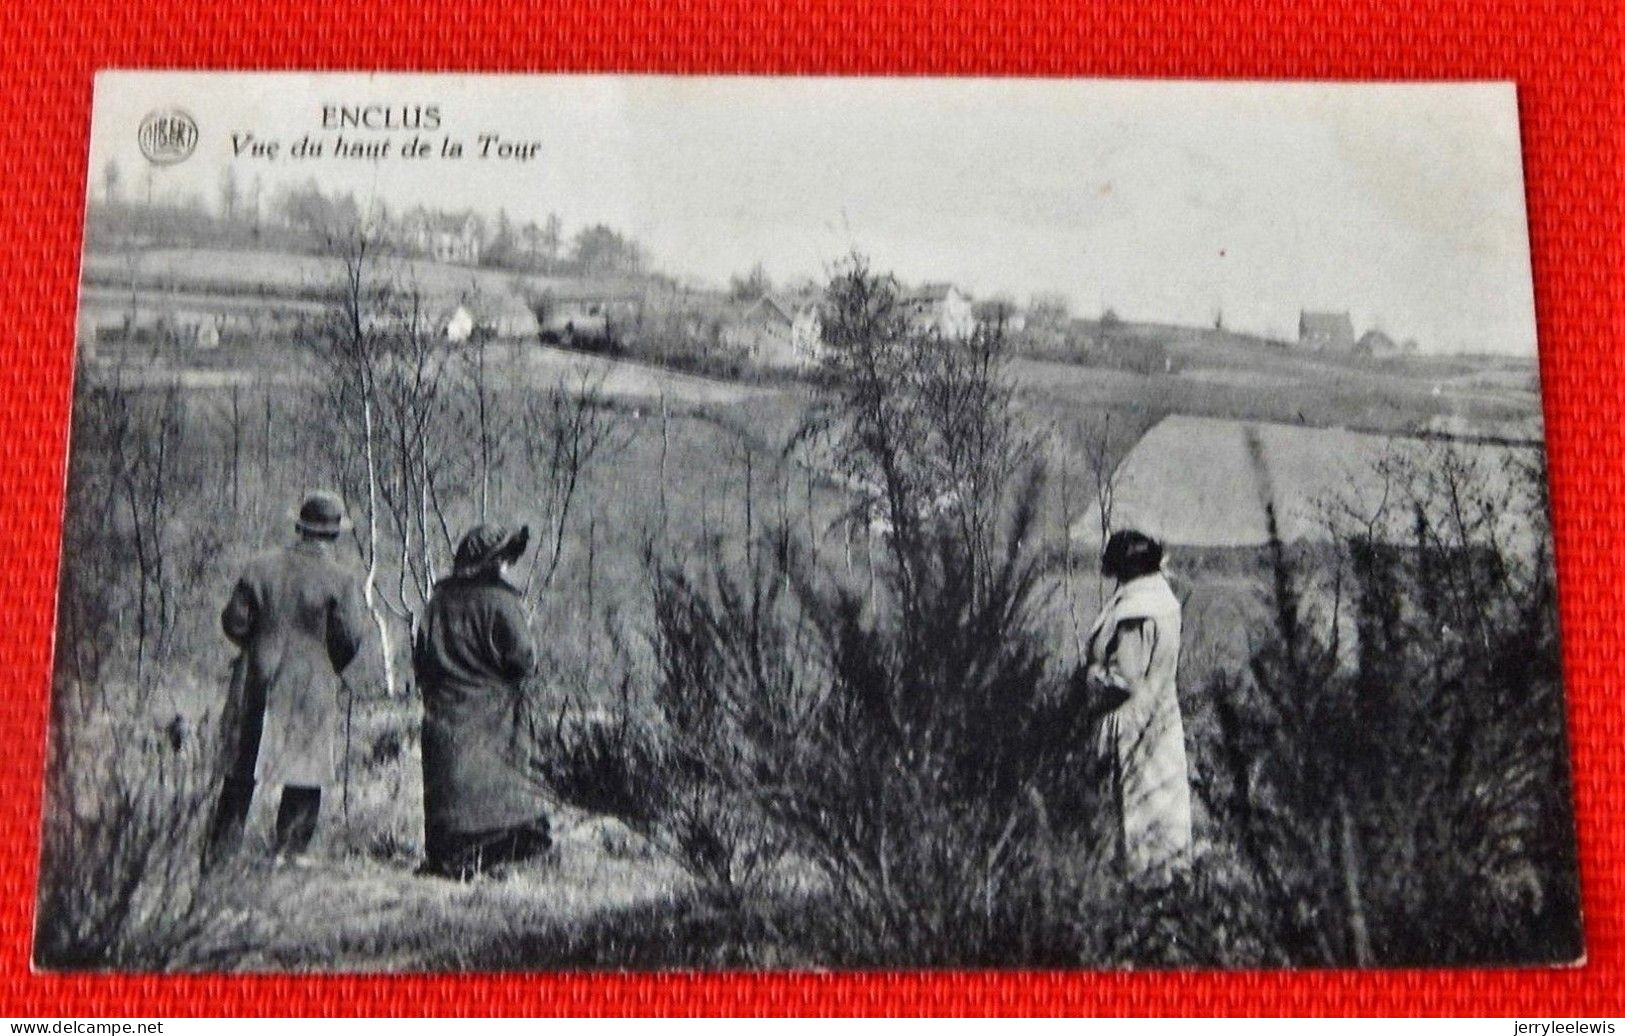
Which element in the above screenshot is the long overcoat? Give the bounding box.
[221,539,369,787]
[1084,570,1193,875]
[413,571,549,836]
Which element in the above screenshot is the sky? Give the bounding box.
[89,72,1538,355]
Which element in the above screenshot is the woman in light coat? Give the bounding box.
[1083,529,1193,877]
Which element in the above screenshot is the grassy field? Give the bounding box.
[1011,353,1539,438]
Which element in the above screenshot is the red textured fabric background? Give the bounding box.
[1,0,1620,1017]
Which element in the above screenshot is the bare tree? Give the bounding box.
[367,275,460,637]
[517,368,633,606]
[217,166,239,225]
[306,215,403,695]
[444,301,514,522]
[804,253,1035,611]
[541,212,562,272]
[104,374,182,682]
[248,174,264,239]
[102,158,121,207]
[1079,412,1117,601]
[220,385,244,510]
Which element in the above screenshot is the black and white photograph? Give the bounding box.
[37,71,1581,972]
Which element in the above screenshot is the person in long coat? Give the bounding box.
[413,523,552,879]
[1082,529,1193,877]
[208,491,370,865]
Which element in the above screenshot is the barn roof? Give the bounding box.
[1071,415,1542,549]
[740,295,795,326]
[432,211,480,233]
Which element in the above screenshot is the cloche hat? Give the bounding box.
[292,491,352,537]
[454,523,531,575]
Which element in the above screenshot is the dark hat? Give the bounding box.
[292,491,351,537]
[1102,528,1163,581]
[454,523,531,575]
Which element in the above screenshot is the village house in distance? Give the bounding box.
[392,207,487,266]
[1298,309,1356,351]
[1299,308,1419,358]
[82,162,1449,381]
[903,283,977,340]
[719,293,824,368]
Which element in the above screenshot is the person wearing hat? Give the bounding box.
[413,523,551,878]
[208,491,371,866]
[1080,528,1192,878]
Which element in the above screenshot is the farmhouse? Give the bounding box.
[721,295,824,368]
[903,283,976,340]
[1298,310,1355,352]
[389,207,486,264]
[178,310,222,349]
[721,296,793,365]
[791,302,824,363]
[443,296,539,342]
[445,305,477,343]
[1071,414,1540,549]
[431,213,484,266]
[536,290,639,345]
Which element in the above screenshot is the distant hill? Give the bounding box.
[1079,319,1287,353]
[1046,316,1534,379]
[79,248,656,307]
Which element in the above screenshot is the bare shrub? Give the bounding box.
[35,682,249,970]
[1194,445,1581,966]
[42,360,261,970]
[537,576,788,901]
[539,257,1131,963]
[517,370,635,604]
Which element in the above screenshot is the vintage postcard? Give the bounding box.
[38,71,1580,971]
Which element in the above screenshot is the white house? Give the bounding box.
[431,213,484,266]
[903,283,976,339]
[790,303,823,365]
[444,305,477,343]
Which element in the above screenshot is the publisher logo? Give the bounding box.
[137,108,198,166]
